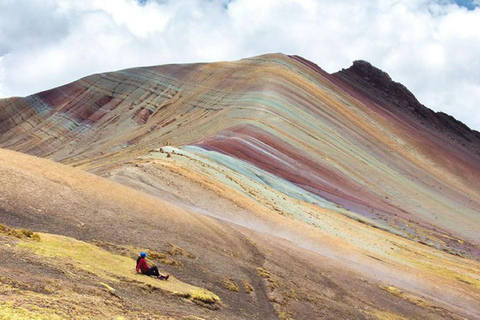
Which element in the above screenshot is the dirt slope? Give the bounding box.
[1,148,480,319]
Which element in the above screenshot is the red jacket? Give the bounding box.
[136,257,149,273]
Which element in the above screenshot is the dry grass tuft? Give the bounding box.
[277,311,295,320]
[189,290,220,304]
[386,286,403,297]
[168,244,196,259]
[0,223,41,241]
[148,251,167,260]
[177,290,221,309]
[222,278,240,292]
[256,267,271,279]
[161,258,183,266]
[173,292,191,299]
[242,279,253,294]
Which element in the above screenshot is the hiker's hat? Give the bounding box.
[140,252,147,257]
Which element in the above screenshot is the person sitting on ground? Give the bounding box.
[136,252,169,280]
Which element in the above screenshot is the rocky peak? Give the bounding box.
[340,60,421,111]
[334,60,480,155]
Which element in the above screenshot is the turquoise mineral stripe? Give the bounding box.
[183,145,338,210]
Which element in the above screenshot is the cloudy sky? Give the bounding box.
[0,0,479,130]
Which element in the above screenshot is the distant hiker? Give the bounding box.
[136,252,169,280]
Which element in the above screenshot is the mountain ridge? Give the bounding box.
[334,59,480,155]
[1,53,479,243]
[2,53,478,151]
[1,53,480,319]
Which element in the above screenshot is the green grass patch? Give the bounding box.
[16,233,219,304]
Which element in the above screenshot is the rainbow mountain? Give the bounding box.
[1,53,479,319]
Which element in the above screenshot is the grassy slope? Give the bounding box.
[1,227,217,319]
[18,233,219,301]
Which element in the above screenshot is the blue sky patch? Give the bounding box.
[453,0,479,9]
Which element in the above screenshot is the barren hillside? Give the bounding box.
[1,54,479,319]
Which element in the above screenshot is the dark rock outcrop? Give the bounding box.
[334,60,480,155]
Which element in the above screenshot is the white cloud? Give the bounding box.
[0,0,479,130]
